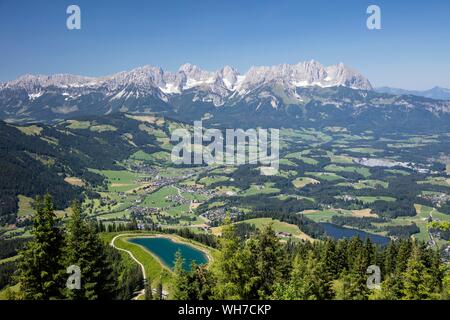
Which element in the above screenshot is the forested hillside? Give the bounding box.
[0,114,171,222]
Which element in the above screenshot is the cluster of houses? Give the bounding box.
[419,192,450,208]
[129,205,159,216]
[100,197,118,207]
[200,207,244,226]
[200,208,225,224]
[151,176,179,188]
[166,194,190,205]
[177,184,215,197]
[129,163,158,176]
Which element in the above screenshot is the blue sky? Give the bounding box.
[1,0,449,89]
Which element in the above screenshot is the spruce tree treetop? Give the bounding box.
[16,194,65,300]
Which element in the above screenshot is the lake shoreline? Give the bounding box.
[125,233,213,270]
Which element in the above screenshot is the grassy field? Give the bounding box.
[292,177,320,188]
[279,158,298,166]
[301,208,380,223]
[212,217,314,241]
[418,177,450,187]
[305,172,344,181]
[93,169,143,192]
[65,120,92,129]
[240,183,280,196]
[244,218,314,241]
[356,196,396,204]
[328,155,354,164]
[130,150,171,163]
[385,169,410,176]
[345,147,382,155]
[198,175,230,186]
[17,195,34,217]
[64,176,85,187]
[324,164,371,178]
[242,218,300,234]
[89,124,117,132]
[143,186,178,208]
[297,156,319,165]
[337,180,388,189]
[301,209,348,222]
[273,195,316,203]
[16,125,43,136]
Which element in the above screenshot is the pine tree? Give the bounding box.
[375,274,402,300]
[16,194,65,300]
[334,271,353,300]
[383,241,397,275]
[320,240,337,279]
[334,240,348,272]
[309,254,334,299]
[187,264,213,300]
[346,237,364,269]
[395,239,412,274]
[246,224,288,299]
[144,280,153,300]
[172,250,189,300]
[363,238,375,266]
[156,281,163,300]
[421,245,444,290]
[63,201,114,300]
[442,269,450,299]
[212,215,249,299]
[273,251,333,300]
[272,254,310,300]
[335,271,366,300]
[401,243,438,300]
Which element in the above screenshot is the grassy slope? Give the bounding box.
[101,232,217,297]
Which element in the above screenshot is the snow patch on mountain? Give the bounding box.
[2,60,372,93]
[0,60,374,108]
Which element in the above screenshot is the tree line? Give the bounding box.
[3,194,142,300]
[172,218,450,300]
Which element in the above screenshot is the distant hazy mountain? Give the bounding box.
[376,86,450,100]
[1,60,449,132]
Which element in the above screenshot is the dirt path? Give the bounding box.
[110,234,170,300]
[110,234,147,300]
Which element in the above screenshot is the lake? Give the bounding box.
[129,237,208,271]
[320,222,390,245]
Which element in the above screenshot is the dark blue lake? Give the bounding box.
[129,237,208,271]
[320,223,390,245]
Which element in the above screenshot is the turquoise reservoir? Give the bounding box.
[129,237,208,271]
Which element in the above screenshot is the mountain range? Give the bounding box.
[1,60,449,132]
[376,86,450,101]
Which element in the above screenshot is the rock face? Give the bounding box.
[0,60,373,117]
[237,60,372,94]
[1,60,450,133]
[0,60,372,98]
